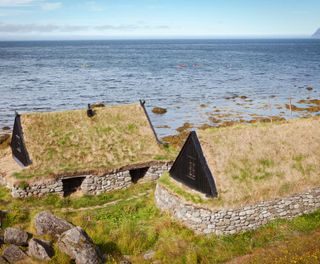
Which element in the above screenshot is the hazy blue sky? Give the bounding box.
[0,0,319,40]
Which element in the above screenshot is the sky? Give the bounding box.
[0,0,319,40]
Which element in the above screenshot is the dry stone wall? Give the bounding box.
[81,171,132,195]
[12,180,63,198]
[7,163,171,198]
[155,184,320,235]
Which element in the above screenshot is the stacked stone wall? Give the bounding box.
[6,163,171,198]
[155,184,320,235]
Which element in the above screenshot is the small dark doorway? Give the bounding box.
[129,167,149,183]
[62,177,85,197]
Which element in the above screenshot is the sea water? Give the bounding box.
[0,39,319,136]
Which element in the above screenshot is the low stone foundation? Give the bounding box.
[155,184,320,235]
[7,163,171,198]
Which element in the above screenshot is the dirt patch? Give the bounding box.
[0,149,23,182]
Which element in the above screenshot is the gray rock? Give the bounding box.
[28,238,54,261]
[58,226,102,264]
[143,250,155,260]
[3,245,27,263]
[4,228,28,246]
[34,211,74,237]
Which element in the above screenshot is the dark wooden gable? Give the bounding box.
[11,114,32,167]
[169,131,218,197]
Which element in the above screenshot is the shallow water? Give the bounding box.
[0,39,320,137]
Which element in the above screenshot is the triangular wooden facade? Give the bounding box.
[11,114,32,167]
[169,131,218,197]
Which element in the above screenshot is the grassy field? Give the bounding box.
[0,182,320,264]
[197,117,320,208]
[4,104,176,181]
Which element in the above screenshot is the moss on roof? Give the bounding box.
[195,117,320,207]
[13,104,174,180]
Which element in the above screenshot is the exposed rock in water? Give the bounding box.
[199,124,213,130]
[152,107,167,115]
[28,238,54,261]
[162,131,189,148]
[1,127,10,131]
[208,117,221,124]
[155,125,170,129]
[249,116,286,124]
[58,226,102,264]
[176,122,193,133]
[34,211,74,237]
[3,245,27,263]
[298,99,320,105]
[306,86,313,91]
[285,103,320,112]
[4,227,28,246]
[91,102,105,108]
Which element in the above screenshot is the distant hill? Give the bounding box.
[312,28,320,38]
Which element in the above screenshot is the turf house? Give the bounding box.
[1,101,172,198]
[156,118,320,234]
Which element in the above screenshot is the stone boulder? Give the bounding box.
[4,227,28,246]
[58,227,102,264]
[28,238,54,261]
[3,245,27,263]
[34,211,74,237]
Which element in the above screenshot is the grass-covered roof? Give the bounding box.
[11,104,174,180]
[198,117,320,207]
[162,117,320,208]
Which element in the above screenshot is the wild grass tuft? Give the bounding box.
[0,183,320,263]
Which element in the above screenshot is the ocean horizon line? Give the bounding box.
[0,36,316,42]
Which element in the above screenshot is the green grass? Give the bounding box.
[198,117,320,207]
[158,172,209,204]
[0,183,320,264]
[10,104,176,180]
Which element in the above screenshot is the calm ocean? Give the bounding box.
[0,39,319,136]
